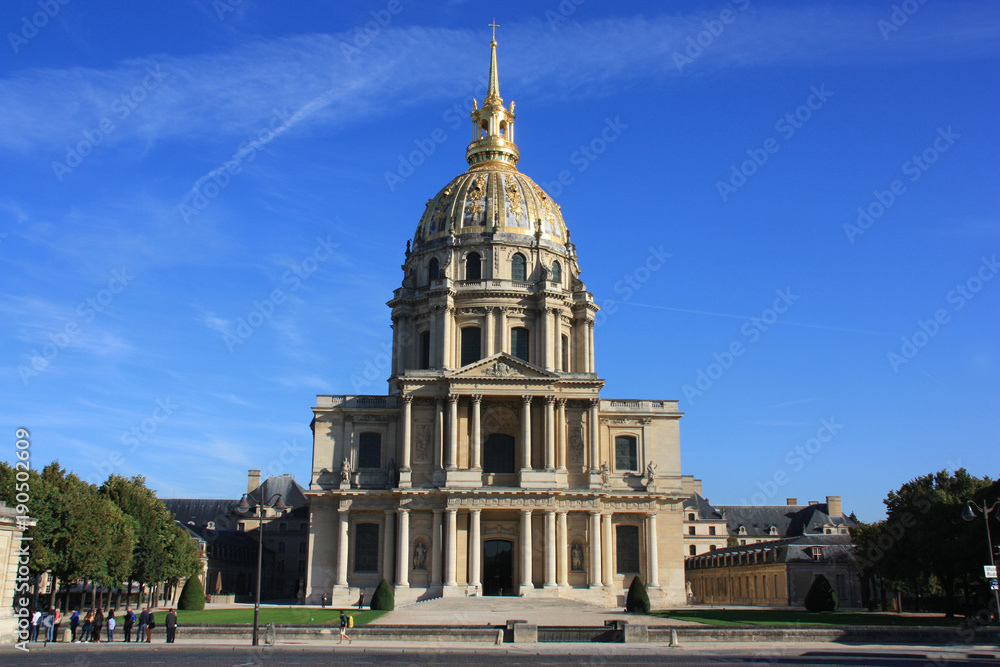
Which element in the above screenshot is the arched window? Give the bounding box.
[428,258,439,283]
[466,252,482,280]
[511,253,526,281]
[461,326,482,366]
[551,261,561,283]
[614,435,637,471]
[358,432,381,469]
[511,327,529,362]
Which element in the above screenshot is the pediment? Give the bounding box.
[447,353,558,380]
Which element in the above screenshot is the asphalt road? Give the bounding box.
[3,644,1000,666]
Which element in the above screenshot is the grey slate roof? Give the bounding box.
[686,533,855,568]
[246,474,308,511]
[685,493,853,538]
[163,498,240,529]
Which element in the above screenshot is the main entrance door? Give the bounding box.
[482,539,514,596]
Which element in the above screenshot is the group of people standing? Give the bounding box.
[30,606,178,643]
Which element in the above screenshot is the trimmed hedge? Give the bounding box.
[178,576,206,611]
[804,574,839,612]
[370,579,395,611]
[625,575,650,613]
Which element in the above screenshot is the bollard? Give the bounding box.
[495,629,503,645]
[670,628,679,647]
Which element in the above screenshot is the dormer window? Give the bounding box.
[738,525,747,535]
[769,526,778,536]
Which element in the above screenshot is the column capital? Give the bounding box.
[556,509,568,517]
[484,305,494,313]
[448,394,460,404]
[397,507,410,516]
[520,508,533,517]
[588,509,601,517]
[470,508,481,516]
[384,508,395,516]
[589,398,600,408]
[545,395,556,405]
[556,397,567,407]
[471,394,483,403]
[522,395,533,405]
[445,507,458,516]
[544,508,556,516]
[402,394,414,404]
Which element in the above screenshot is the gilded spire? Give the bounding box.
[466,26,519,171]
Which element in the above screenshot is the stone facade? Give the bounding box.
[0,501,32,645]
[305,37,693,609]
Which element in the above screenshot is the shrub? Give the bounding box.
[804,574,838,612]
[177,576,205,611]
[625,575,650,613]
[370,579,394,611]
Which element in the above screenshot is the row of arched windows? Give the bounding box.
[416,327,572,371]
[425,253,562,284]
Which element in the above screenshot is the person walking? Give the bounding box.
[165,608,177,643]
[123,607,135,642]
[107,613,116,642]
[29,609,40,642]
[145,608,155,642]
[338,610,352,645]
[41,608,54,643]
[136,607,148,642]
[53,607,62,640]
[80,612,92,643]
[69,609,80,643]
[92,608,103,643]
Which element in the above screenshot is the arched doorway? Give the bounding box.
[482,539,514,596]
[483,433,515,474]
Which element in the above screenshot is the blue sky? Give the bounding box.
[1,0,997,521]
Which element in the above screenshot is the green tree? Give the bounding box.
[804,574,838,612]
[370,579,395,611]
[625,575,650,613]
[177,574,205,610]
[100,475,174,595]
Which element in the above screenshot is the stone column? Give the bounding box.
[587,320,595,372]
[556,398,568,472]
[429,307,439,368]
[336,509,350,586]
[556,511,568,586]
[499,307,508,353]
[588,399,600,473]
[588,510,602,587]
[400,395,413,472]
[431,509,443,587]
[391,316,401,376]
[396,509,410,587]
[576,317,587,373]
[520,509,533,591]
[646,513,660,587]
[382,510,395,585]
[544,396,556,471]
[540,304,550,370]
[446,394,459,470]
[484,306,495,356]
[444,508,458,587]
[434,399,444,470]
[544,510,556,589]
[469,509,482,593]
[441,305,453,370]
[520,395,532,471]
[602,513,613,587]
[471,394,483,471]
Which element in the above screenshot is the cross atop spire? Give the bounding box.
[489,19,499,43]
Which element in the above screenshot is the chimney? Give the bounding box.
[808,500,818,506]
[786,498,797,506]
[248,469,261,494]
[826,495,842,517]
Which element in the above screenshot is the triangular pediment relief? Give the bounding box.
[448,353,558,380]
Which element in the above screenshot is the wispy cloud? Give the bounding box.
[1,6,996,153]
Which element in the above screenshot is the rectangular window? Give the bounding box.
[354,523,379,572]
[511,327,529,362]
[358,431,381,469]
[689,545,696,556]
[419,331,431,369]
[461,326,482,366]
[614,435,638,471]
[616,524,640,573]
[299,541,307,554]
[688,526,696,535]
[561,335,569,371]
[709,526,716,536]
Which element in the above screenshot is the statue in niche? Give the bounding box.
[570,544,584,572]
[340,457,351,483]
[413,541,428,571]
[385,457,397,488]
[600,461,610,488]
[646,460,657,483]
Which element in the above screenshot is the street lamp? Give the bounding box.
[962,499,1000,623]
[238,492,286,645]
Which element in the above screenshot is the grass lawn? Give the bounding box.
[651,609,966,627]
[146,608,388,626]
